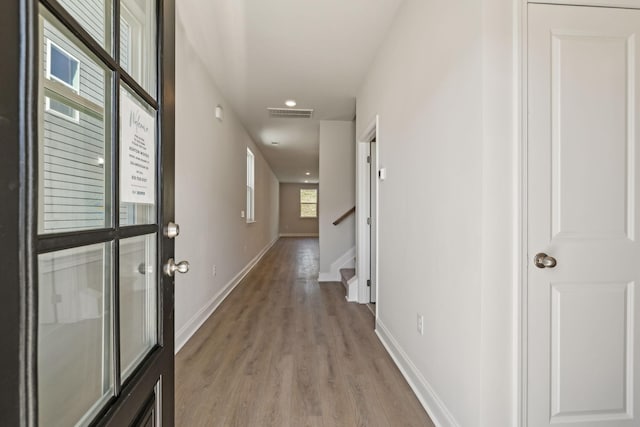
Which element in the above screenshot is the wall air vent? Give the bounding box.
[267,108,314,119]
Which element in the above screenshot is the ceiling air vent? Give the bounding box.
[267,108,314,119]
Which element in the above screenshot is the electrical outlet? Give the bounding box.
[212,265,217,277]
[240,210,245,218]
[417,314,424,335]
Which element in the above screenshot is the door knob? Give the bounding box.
[163,258,190,277]
[164,221,180,239]
[534,253,557,269]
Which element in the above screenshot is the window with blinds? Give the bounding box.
[300,188,318,218]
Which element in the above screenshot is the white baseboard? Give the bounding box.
[375,320,460,427]
[279,233,319,237]
[318,272,337,282]
[175,236,279,354]
[318,246,356,282]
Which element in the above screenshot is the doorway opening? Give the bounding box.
[368,137,378,305]
[356,115,379,310]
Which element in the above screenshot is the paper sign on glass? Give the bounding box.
[120,92,155,205]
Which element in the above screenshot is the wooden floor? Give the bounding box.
[175,237,434,427]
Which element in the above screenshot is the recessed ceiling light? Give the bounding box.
[304,180,309,183]
[305,172,310,176]
[285,99,297,107]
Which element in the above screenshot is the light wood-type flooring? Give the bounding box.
[175,237,434,427]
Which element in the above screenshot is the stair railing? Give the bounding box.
[332,206,356,226]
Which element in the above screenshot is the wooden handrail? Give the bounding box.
[333,206,356,226]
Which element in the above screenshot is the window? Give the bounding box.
[120,0,157,97]
[45,39,80,121]
[300,188,318,218]
[246,148,255,222]
[45,97,79,121]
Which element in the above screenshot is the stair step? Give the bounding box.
[340,268,356,284]
[340,268,358,302]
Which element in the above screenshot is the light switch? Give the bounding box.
[378,167,387,181]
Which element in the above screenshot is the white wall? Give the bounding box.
[174,12,280,352]
[356,1,517,426]
[479,1,518,426]
[318,120,356,279]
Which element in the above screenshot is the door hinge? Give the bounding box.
[366,155,371,163]
[367,217,371,225]
[367,279,371,287]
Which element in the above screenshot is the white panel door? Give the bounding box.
[528,4,640,427]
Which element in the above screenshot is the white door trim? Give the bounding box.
[517,2,526,426]
[356,115,379,306]
[517,1,528,425]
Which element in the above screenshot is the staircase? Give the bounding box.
[320,207,358,302]
[339,268,358,302]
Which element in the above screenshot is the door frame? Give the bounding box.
[516,1,640,426]
[0,0,36,424]
[356,115,379,307]
[0,0,176,424]
[368,138,378,305]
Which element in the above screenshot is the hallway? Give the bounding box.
[175,237,434,426]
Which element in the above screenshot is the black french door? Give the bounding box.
[0,0,176,425]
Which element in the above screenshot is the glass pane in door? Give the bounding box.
[120,0,157,97]
[57,0,113,52]
[119,234,157,381]
[119,84,156,226]
[38,242,113,427]
[39,6,113,234]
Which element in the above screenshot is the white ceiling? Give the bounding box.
[177,0,403,183]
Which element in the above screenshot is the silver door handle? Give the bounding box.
[164,258,190,277]
[534,253,557,269]
[164,221,180,239]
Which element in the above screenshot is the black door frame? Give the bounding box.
[0,0,37,425]
[0,0,176,424]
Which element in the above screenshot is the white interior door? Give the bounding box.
[528,4,640,426]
